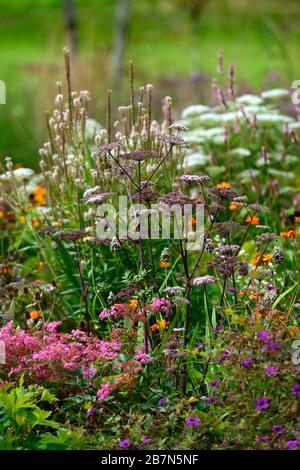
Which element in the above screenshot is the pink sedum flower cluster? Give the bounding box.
[0,321,120,381]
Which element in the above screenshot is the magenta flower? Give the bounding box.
[257,331,269,340]
[185,417,201,427]
[209,380,221,388]
[119,438,131,449]
[222,348,230,357]
[151,297,172,314]
[97,383,112,403]
[206,396,220,404]
[257,435,271,443]
[263,366,277,376]
[215,325,225,332]
[240,355,254,368]
[272,425,285,435]
[256,397,269,410]
[265,284,276,291]
[140,438,153,447]
[87,407,97,418]
[159,398,166,406]
[286,440,300,450]
[291,384,300,400]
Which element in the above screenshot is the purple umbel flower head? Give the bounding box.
[256,397,269,410]
[185,417,201,427]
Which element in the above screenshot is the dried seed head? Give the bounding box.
[272,246,284,264]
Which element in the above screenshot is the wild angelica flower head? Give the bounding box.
[39,226,55,236]
[54,230,85,241]
[216,221,243,236]
[82,236,109,246]
[233,196,248,203]
[160,134,188,146]
[247,203,268,213]
[135,208,158,217]
[216,245,240,255]
[192,275,215,286]
[85,192,114,205]
[207,204,226,217]
[272,246,284,264]
[256,232,278,243]
[140,181,154,189]
[174,297,190,305]
[113,284,140,301]
[208,256,239,277]
[164,286,185,295]
[159,191,195,207]
[210,186,238,200]
[132,190,160,202]
[179,174,211,184]
[120,150,158,161]
[169,123,189,132]
[95,142,120,155]
[238,262,249,276]
[83,186,101,201]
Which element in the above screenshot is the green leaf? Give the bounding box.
[272,282,298,308]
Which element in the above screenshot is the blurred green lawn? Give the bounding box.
[1,0,300,167]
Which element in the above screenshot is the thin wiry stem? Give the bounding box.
[108,151,139,190]
[73,241,90,332]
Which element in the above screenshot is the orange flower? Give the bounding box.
[151,323,158,332]
[295,216,300,224]
[19,216,26,225]
[129,299,138,309]
[245,214,260,225]
[289,326,299,338]
[160,261,171,268]
[251,253,272,267]
[1,266,12,274]
[35,262,44,271]
[30,310,41,320]
[157,319,167,330]
[217,182,230,188]
[31,186,47,206]
[189,217,197,226]
[14,163,23,169]
[32,218,40,227]
[229,203,238,211]
[0,210,4,218]
[280,227,296,239]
